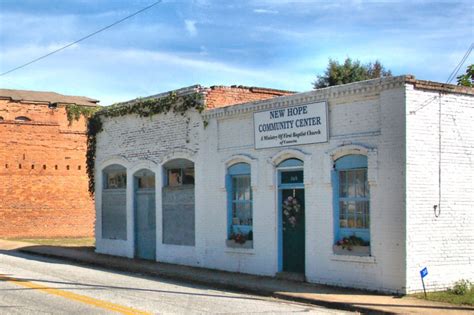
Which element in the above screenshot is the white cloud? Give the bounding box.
[184,20,198,37]
[253,8,279,14]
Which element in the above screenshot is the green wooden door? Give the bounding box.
[281,185,305,273]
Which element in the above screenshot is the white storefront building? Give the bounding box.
[95,76,473,294]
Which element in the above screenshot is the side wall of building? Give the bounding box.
[405,85,474,292]
[0,100,94,237]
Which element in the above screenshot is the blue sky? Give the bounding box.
[0,0,472,105]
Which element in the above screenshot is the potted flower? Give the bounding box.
[226,227,253,249]
[333,235,370,256]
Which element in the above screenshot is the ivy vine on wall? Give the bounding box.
[81,92,204,195]
[65,104,100,125]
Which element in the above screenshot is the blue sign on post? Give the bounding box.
[420,267,428,298]
[420,267,428,278]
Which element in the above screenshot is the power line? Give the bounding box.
[0,0,162,77]
[446,42,473,84]
[410,42,473,114]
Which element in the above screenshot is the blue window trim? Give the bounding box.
[333,154,370,244]
[227,163,252,238]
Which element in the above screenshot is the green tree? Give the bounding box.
[456,64,474,87]
[313,58,392,89]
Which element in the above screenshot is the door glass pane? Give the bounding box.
[281,170,303,184]
[137,174,155,189]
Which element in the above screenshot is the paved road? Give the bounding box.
[0,251,352,314]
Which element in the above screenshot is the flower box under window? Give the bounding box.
[333,245,370,256]
[225,239,253,249]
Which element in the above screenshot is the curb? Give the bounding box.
[16,247,393,315]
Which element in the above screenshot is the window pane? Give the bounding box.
[232,202,252,226]
[346,201,356,228]
[106,171,126,189]
[168,169,182,186]
[356,202,363,228]
[339,201,347,228]
[362,201,369,228]
[233,176,250,201]
[347,171,355,197]
[355,170,364,197]
[339,171,347,197]
[365,206,370,227]
[183,168,194,185]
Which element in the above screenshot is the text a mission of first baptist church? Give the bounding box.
[254,102,328,149]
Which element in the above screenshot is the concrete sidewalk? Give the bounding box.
[0,239,472,315]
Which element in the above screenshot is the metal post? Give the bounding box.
[421,277,427,298]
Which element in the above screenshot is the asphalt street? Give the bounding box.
[0,250,353,314]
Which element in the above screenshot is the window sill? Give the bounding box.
[331,245,375,263]
[225,239,253,249]
[225,240,255,255]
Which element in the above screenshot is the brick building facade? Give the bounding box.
[0,89,98,238]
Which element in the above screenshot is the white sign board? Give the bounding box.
[254,102,328,149]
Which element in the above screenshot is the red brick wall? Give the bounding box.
[0,99,94,238]
[204,86,294,109]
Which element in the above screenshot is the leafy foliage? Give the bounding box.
[412,280,474,306]
[65,104,100,125]
[86,92,203,195]
[451,279,472,296]
[313,58,392,89]
[456,64,474,87]
[336,235,369,250]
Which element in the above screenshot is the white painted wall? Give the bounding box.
[405,85,474,293]
[94,76,473,294]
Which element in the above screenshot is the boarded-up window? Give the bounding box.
[102,164,127,240]
[162,159,195,246]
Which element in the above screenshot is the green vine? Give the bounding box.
[65,104,100,125]
[86,92,204,195]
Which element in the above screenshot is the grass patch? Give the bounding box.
[411,289,474,306]
[6,237,95,247]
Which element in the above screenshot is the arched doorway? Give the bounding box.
[277,158,305,274]
[134,169,156,260]
[162,159,195,246]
